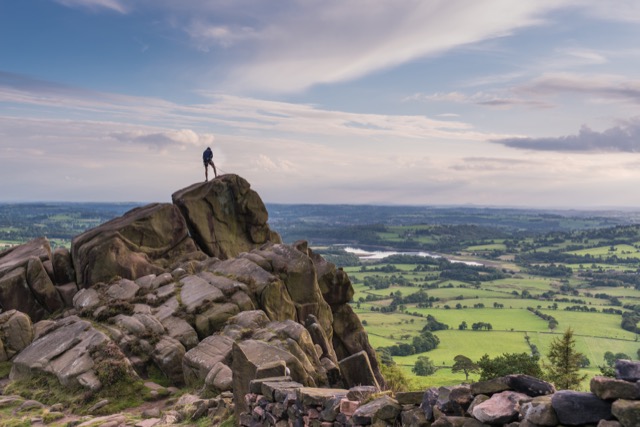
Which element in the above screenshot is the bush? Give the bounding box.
[478,352,543,380]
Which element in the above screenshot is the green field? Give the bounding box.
[569,244,640,259]
[349,250,640,391]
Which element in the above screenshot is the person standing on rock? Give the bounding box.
[203,147,217,181]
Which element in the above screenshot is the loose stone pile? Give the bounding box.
[241,360,640,427]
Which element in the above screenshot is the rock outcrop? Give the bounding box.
[0,173,383,426]
[71,203,201,288]
[0,310,33,361]
[172,174,281,259]
[0,237,65,321]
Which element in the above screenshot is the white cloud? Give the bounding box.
[185,22,259,50]
[556,48,608,65]
[109,129,214,150]
[408,91,553,109]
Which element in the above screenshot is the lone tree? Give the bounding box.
[546,328,587,390]
[412,356,437,376]
[451,354,480,381]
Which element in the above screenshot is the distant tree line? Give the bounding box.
[382,331,440,357]
[527,307,558,329]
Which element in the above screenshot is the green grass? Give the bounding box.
[407,308,548,332]
[528,332,639,370]
[398,364,481,388]
[0,361,12,378]
[568,244,640,259]
[466,243,507,251]
[587,287,640,298]
[348,252,640,389]
[484,277,558,292]
[538,310,637,340]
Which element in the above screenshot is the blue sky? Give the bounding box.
[2,1,640,208]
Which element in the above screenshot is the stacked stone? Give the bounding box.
[240,363,640,426]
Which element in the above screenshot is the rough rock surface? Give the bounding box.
[171,174,281,259]
[592,375,640,400]
[552,390,613,425]
[0,237,63,320]
[520,395,558,426]
[612,399,640,427]
[10,316,132,390]
[0,310,33,361]
[471,390,529,424]
[71,202,200,287]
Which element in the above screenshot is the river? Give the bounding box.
[342,246,483,266]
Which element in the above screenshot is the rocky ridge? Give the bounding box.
[0,174,382,425]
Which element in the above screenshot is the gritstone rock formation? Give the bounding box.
[0,173,383,423]
[172,174,282,259]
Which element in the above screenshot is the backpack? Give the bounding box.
[203,148,213,162]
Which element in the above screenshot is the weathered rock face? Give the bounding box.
[331,303,384,387]
[71,203,200,287]
[0,310,33,361]
[10,316,135,391]
[0,237,64,320]
[172,175,281,259]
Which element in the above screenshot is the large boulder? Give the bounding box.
[231,339,315,418]
[309,247,353,307]
[331,304,384,388]
[171,174,281,259]
[0,310,33,361]
[551,390,613,425]
[72,203,200,287]
[352,395,401,425]
[339,350,379,390]
[10,316,135,391]
[472,391,529,425]
[0,237,64,320]
[52,247,75,285]
[520,395,558,426]
[506,374,555,397]
[183,335,234,386]
[591,376,640,400]
[0,237,51,273]
[612,399,640,427]
[249,243,333,336]
[616,359,640,382]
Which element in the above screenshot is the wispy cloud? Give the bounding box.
[54,0,127,13]
[450,157,537,171]
[408,71,640,112]
[49,1,640,96]
[407,91,553,109]
[517,73,640,104]
[492,120,640,153]
[0,71,512,142]
[109,129,214,150]
[217,0,562,93]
